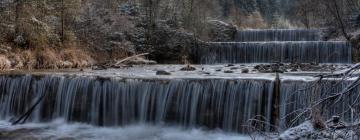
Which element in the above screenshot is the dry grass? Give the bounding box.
[0,46,95,70]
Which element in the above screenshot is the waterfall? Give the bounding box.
[0,74,358,133]
[200,41,352,64]
[196,29,352,64]
[0,75,274,132]
[235,29,320,42]
[279,79,360,130]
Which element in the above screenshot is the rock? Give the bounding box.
[215,69,222,72]
[326,116,347,129]
[241,68,249,73]
[129,18,207,63]
[279,121,315,140]
[13,35,26,46]
[272,69,284,73]
[224,70,234,73]
[180,65,196,71]
[156,70,171,75]
[230,67,239,70]
[200,71,211,75]
[92,65,107,70]
[226,64,235,67]
[206,20,237,42]
[290,68,298,72]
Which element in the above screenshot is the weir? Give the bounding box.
[196,29,352,64]
[235,29,321,42]
[0,74,274,133]
[0,73,357,133]
[199,41,352,64]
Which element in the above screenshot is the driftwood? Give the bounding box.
[92,53,153,70]
[115,53,150,65]
[11,92,47,125]
[287,63,360,127]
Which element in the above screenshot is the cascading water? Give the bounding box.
[279,79,360,130]
[235,29,320,42]
[0,75,274,133]
[197,29,352,64]
[0,27,355,139]
[200,41,352,64]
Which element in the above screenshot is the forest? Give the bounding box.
[0,0,359,69]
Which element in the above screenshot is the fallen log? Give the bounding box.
[115,53,150,65]
[11,92,47,125]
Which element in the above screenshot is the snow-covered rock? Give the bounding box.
[279,121,315,140]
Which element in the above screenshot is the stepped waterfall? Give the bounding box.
[199,29,352,64]
[0,28,355,139]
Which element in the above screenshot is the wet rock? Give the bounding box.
[290,68,298,72]
[200,71,211,75]
[226,64,235,67]
[215,69,222,72]
[254,65,262,70]
[310,62,319,66]
[230,67,239,70]
[92,65,107,70]
[241,69,249,73]
[272,69,284,73]
[224,70,234,73]
[180,65,196,71]
[156,70,171,75]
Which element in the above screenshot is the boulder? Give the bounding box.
[156,70,171,75]
[241,68,249,73]
[206,20,237,42]
[224,70,234,73]
[127,18,207,63]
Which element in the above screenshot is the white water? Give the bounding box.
[0,120,251,140]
